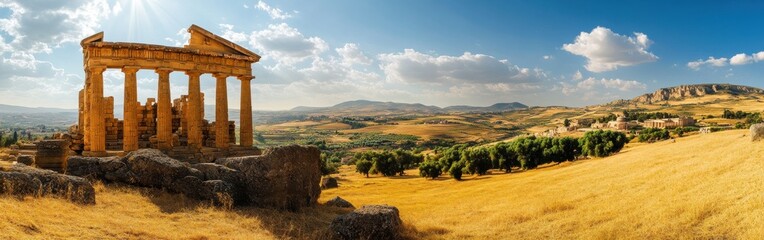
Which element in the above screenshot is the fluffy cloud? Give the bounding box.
[378,49,547,84]
[688,51,764,69]
[687,57,728,70]
[164,28,190,47]
[730,53,753,65]
[572,70,583,81]
[0,0,113,53]
[249,23,328,65]
[255,1,293,20]
[336,43,372,66]
[563,26,658,72]
[219,24,248,43]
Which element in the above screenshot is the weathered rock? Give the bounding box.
[36,139,72,172]
[191,163,241,184]
[16,155,34,166]
[325,196,354,208]
[321,177,339,189]
[330,205,403,240]
[216,145,322,211]
[122,149,192,187]
[751,124,764,141]
[65,155,124,180]
[0,171,43,197]
[1,163,95,204]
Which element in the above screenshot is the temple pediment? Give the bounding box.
[186,24,261,61]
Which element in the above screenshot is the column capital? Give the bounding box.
[212,73,228,79]
[88,65,107,74]
[155,68,173,75]
[185,70,203,77]
[121,66,140,74]
[237,75,255,81]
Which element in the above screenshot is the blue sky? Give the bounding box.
[0,0,763,110]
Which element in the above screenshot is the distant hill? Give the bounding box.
[0,104,77,113]
[629,84,764,104]
[443,102,528,113]
[290,100,527,114]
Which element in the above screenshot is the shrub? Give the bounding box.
[418,161,442,179]
[463,147,492,175]
[355,159,372,177]
[579,130,627,157]
[449,161,465,180]
[638,128,670,142]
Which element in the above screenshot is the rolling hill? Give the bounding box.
[627,84,764,104]
[291,100,528,114]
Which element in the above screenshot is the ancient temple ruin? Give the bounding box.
[75,25,261,160]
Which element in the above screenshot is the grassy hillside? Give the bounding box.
[2,130,763,239]
[322,129,764,239]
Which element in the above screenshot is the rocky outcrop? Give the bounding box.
[66,146,321,210]
[631,84,764,104]
[330,205,403,240]
[215,145,322,211]
[0,163,95,204]
[321,177,338,189]
[751,124,764,142]
[325,196,354,208]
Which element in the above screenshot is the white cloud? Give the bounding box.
[572,70,583,81]
[219,24,248,43]
[687,57,728,70]
[111,1,122,16]
[248,23,327,65]
[563,26,658,72]
[543,55,553,60]
[0,0,113,53]
[164,28,190,47]
[255,1,293,20]
[755,51,764,61]
[378,49,547,84]
[730,53,753,65]
[336,43,372,66]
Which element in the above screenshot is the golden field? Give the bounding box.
[3,129,764,239]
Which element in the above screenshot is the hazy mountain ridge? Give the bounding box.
[291,100,528,114]
[0,104,77,113]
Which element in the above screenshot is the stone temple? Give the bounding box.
[73,25,262,161]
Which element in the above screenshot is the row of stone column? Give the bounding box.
[84,65,254,154]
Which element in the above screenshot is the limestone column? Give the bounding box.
[88,66,107,154]
[156,68,173,150]
[238,75,254,147]
[186,71,202,149]
[214,73,229,149]
[83,69,91,151]
[122,66,140,151]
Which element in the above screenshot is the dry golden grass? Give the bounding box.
[3,130,763,239]
[0,182,352,240]
[322,129,764,239]
[343,123,502,142]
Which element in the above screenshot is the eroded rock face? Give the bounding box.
[631,84,764,104]
[1,163,95,205]
[215,145,322,211]
[751,124,764,141]
[330,205,403,240]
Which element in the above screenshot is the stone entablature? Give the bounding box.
[78,25,260,157]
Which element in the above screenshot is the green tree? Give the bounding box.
[418,161,442,179]
[563,118,571,127]
[448,160,465,180]
[579,130,627,157]
[355,159,372,177]
[463,147,492,175]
